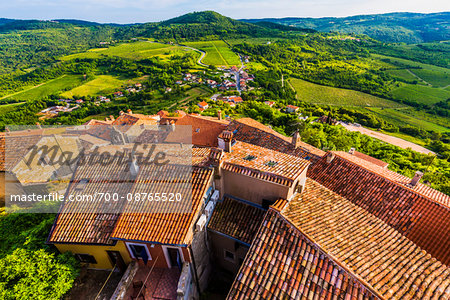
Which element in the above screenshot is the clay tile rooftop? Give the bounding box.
[222,141,310,187]
[226,118,326,162]
[208,196,267,245]
[281,178,450,299]
[309,151,450,266]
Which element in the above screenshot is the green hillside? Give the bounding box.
[241,12,450,43]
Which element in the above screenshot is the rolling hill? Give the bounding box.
[241,12,450,43]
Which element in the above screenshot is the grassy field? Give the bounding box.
[410,69,450,87]
[367,107,449,132]
[0,75,85,101]
[390,83,450,105]
[60,41,192,61]
[60,75,126,98]
[289,78,403,108]
[372,54,449,73]
[184,40,240,67]
[0,102,25,115]
[385,69,418,82]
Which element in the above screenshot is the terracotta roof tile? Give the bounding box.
[111,166,213,245]
[165,114,229,147]
[222,141,310,187]
[281,178,450,299]
[48,158,134,245]
[208,196,266,245]
[309,152,450,265]
[226,118,325,162]
[227,210,380,299]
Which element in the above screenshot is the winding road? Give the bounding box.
[181,45,208,67]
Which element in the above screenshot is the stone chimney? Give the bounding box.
[218,130,234,152]
[292,131,301,148]
[326,152,335,163]
[410,171,424,187]
[349,147,355,155]
[129,153,139,179]
[217,110,222,120]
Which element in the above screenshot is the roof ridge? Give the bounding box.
[332,151,450,209]
[270,207,386,299]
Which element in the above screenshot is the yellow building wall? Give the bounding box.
[55,241,132,270]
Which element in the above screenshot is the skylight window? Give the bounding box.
[264,161,278,167]
[75,179,89,191]
[195,128,200,133]
[243,155,257,161]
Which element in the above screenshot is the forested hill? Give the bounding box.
[241,12,450,43]
[0,11,298,74]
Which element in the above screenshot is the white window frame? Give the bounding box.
[162,246,185,268]
[126,242,151,260]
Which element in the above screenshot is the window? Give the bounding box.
[75,179,88,191]
[243,155,257,161]
[126,243,151,261]
[75,253,97,264]
[224,250,235,263]
[264,160,278,167]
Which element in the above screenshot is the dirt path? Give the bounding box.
[0,75,67,100]
[339,122,435,155]
[406,69,431,86]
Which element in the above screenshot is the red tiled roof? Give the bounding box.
[226,118,325,162]
[48,158,134,245]
[111,166,213,245]
[0,133,43,172]
[282,179,450,299]
[228,209,380,299]
[112,113,158,126]
[166,114,229,147]
[352,151,389,168]
[222,141,310,187]
[208,196,266,245]
[309,152,450,265]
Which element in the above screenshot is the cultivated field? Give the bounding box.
[390,83,450,105]
[60,41,192,61]
[60,75,126,98]
[0,102,25,115]
[0,75,85,101]
[184,40,240,67]
[367,107,449,133]
[289,78,403,108]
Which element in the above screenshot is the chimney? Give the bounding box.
[170,120,176,132]
[127,109,132,114]
[129,153,139,179]
[409,171,423,187]
[349,147,355,155]
[217,110,222,120]
[292,131,301,148]
[218,131,234,152]
[109,115,115,121]
[119,110,124,116]
[326,152,335,163]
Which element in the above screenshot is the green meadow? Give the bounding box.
[289,78,403,108]
[184,40,240,67]
[60,75,126,98]
[0,75,85,101]
[60,41,192,61]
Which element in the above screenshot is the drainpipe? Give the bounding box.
[188,245,201,297]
